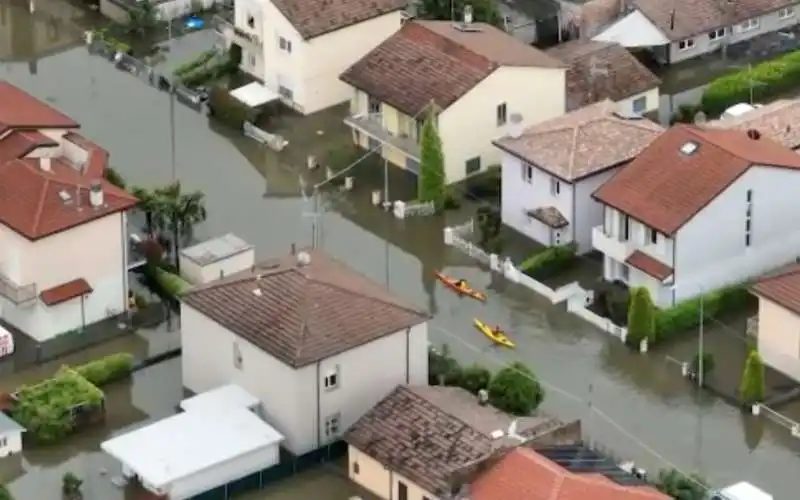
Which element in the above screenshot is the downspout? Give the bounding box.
[315,361,322,449]
[389,470,394,500]
[570,181,577,246]
[405,327,410,384]
[80,294,86,330]
[672,235,678,306]
[121,212,128,316]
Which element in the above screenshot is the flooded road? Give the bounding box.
[1,6,800,499]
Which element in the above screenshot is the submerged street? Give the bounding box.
[2,3,800,498]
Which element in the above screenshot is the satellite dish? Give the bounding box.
[693,111,707,124]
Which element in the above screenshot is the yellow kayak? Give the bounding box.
[474,319,515,348]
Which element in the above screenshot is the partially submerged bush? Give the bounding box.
[73,353,134,387]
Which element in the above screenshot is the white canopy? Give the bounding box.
[179,384,259,413]
[230,82,279,107]
[592,10,671,47]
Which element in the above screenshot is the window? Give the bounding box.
[0,437,6,447]
[649,228,658,245]
[279,36,292,53]
[678,38,695,51]
[497,102,507,126]
[621,215,630,241]
[398,481,408,500]
[550,177,560,196]
[324,413,341,437]
[466,157,481,175]
[249,54,257,68]
[279,85,293,100]
[324,367,339,390]
[779,7,795,19]
[708,27,726,41]
[739,18,759,32]
[522,163,533,183]
[621,262,630,281]
[745,189,753,247]
[632,96,647,114]
[554,231,561,245]
[247,15,255,28]
[368,96,381,114]
[353,462,360,474]
[233,342,243,370]
[746,189,753,202]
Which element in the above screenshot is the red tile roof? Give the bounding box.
[593,125,800,235]
[751,264,800,315]
[626,251,673,281]
[271,0,405,39]
[0,81,79,131]
[40,278,93,306]
[470,447,668,500]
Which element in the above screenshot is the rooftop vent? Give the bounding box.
[747,129,761,140]
[252,288,263,297]
[58,190,72,202]
[297,251,311,266]
[680,141,698,155]
[489,429,504,439]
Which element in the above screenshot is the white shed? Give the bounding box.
[179,384,260,414]
[101,407,283,500]
[179,234,254,285]
[0,413,24,457]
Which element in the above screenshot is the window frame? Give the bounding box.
[739,18,759,32]
[708,27,726,41]
[466,156,481,176]
[779,7,795,19]
[678,38,695,51]
[550,177,560,196]
[497,102,508,126]
[632,96,647,114]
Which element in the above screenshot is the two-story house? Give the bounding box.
[180,248,430,455]
[0,82,139,342]
[340,18,567,184]
[708,98,800,149]
[593,0,800,65]
[495,100,663,254]
[592,124,800,308]
[217,0,406,115]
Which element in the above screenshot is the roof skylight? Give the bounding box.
[680,141,699,155]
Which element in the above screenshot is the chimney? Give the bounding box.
[463,4,473,24]
[89,181,103,208]
[508,113,523,139]
[40,157,51,172]
[747,129,761,140]
[291,243,296,255]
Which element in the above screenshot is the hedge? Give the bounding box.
[654,285,752,343]
[155,268,192,297]
[73,353,134,387]
[519,243,577,280]
[173,49,217,77]
[179,54,239,89]
[701,50,800,116]
[207,85,259,130]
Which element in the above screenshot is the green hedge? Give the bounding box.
[155,268,192,297]
[173,49,217,77]
[179,54,239,88]
[519,243,577,280]
[701,50,800,116]
[208,85,258,129]
[74,353,134,386]
[654,285,752,342]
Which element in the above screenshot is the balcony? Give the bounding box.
[213,15,262,49]
[344,113,421,160]
[0,272,37,304]
[592,226,634,262]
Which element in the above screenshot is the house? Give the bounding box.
[593,0,800,65]
[545,40,661,115]
[180,248,430,456]
[0,413,24,457]
[749,265,800,383]
[0,82,139,342]
[345,384,571,500]
[592,124,800,307]
[340,19,567,184]
[216,0,406,114]
[469,444,669,500]
[179,233,255,285]
[708,98,800,149]
[495,100,663,254]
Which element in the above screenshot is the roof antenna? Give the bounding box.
[75,186,83,211]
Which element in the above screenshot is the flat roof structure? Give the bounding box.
[180,233,253,267]
[179,384,259,413]
[230,82,279,108]
[101,408,283,491]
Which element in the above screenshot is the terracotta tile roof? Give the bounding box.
[626,251,673,281]
[0,130,58,160]
[527,206,569,228]
[182,249,430,368]
[40,278,93,306]
[495,100,663,181]
[592,125,800,235]
[340,21,564,117]
[271,0,405,39]
[470,446,669,500]
[545,40,660,110]
[346,385,558,496]
[707,99,800,150]
[751,264,800,315]
[632,0,795,40]
[0,81,79,131]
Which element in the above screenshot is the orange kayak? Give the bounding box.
[435,271,487,301]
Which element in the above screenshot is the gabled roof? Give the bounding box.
[751,264,800,315]
[592,125,800,235]
[0,81,79,132]
[270,0,406,40]
[707,98,800,150]
[494,100,663,182]
[340,20,564,117]
[182,249,430,368]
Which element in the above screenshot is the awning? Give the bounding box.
[40,278,93,306]
[592,11,671,48]
[230,82,279,107]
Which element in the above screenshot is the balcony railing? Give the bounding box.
[213,15,262,48]
[0,272,37,304]
[591,226,634,262]
[344,112,421,160]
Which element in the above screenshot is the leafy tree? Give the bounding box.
[626,287,656,346]
[654,468,708,500]
[0,485,13,500]
[418,113,446,210]
[428,344,462,386]
[416,0,501,26]
[739,349,766,405]
[62,472,83,499]
[155,181,208,273]
[125,1,159,39]
[104,167,126,189]
[458,364,492,395]
[690,352,715,379]
[131,186,164,236]
[487,362,544,416]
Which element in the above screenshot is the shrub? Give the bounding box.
[155,268,192,297]
[519,243,577,280]
[418,113,446,210]
[488,362,544,416]
[739,349,766,405]
[654,468,708,500]
[458,364,492,395]
[179,51,240,88]
[626,287,656,346]
[0,485,13,500]
[654,285,751,343]
[701,50,800,116]
[428,344,463,386]
[691,352,716,378]
[62,472,83,498]
[73,353,134,387]
[104,167,126,189]
[208,85,258,130]
[463,164,501,200]
[173,49,217,77]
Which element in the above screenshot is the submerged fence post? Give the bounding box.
[443,227,454,245]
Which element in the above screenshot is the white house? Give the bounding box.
[217,0,406,114]
[592,124,800,308]
[0,82,139,342]
[0,413,24,457]
[180,248,431,455]
[495,100,663,254]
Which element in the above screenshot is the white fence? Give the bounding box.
[243,121,287,152]
[393,200,436,219]
[752,403,800,439]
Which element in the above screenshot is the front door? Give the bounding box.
[405,157,420,174]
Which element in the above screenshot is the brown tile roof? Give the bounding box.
[182,250,430,368]
[633,0,795,40]
[40,278,93,306]
[271,0,405,39]
[545,40,660,110]
[495,100,663,181]
[751,264,800,315]
[340,21,564,117]
[527,207,569,229]
[470,447,668,500]
[346,385,557,496]
[708,99,800,150]
[0,81,79,131]
[626,251,673,281]
[592,125,800,235]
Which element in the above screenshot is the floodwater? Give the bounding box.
[2,4,800,499]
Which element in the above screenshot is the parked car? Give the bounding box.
[711,482,772,500]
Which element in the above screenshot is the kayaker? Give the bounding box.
[493,325,502,335]
[455,279,467,290]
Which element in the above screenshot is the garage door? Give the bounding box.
[405,157,420,174]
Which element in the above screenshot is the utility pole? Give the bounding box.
[168,19,177,182]
[698,293,705,388]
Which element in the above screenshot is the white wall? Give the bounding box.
[0,431,22,457]
[180,248,255,285]
[255,0,306,109]
[574,169,617,253]
[615,88,660,116]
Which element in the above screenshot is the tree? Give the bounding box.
[0,485,13,500]
[654,468,708,500]
[417,0,501,26]
[125,1,159,39]
[62,472,83,499]
[626,287,656,346]
[155,181,208,274]
[418,113,446,210]
[487,362,544,416]
[428,344,462,386]
[458,364,492,395]
[104,167,126,189]
[739,348,766,405]
[690,352,715,379]
[131,186,165,236]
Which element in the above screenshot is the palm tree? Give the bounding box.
[125,1,159,39]
[654,468,708,500]
[130,186,166,236]
[156,181,207,273]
